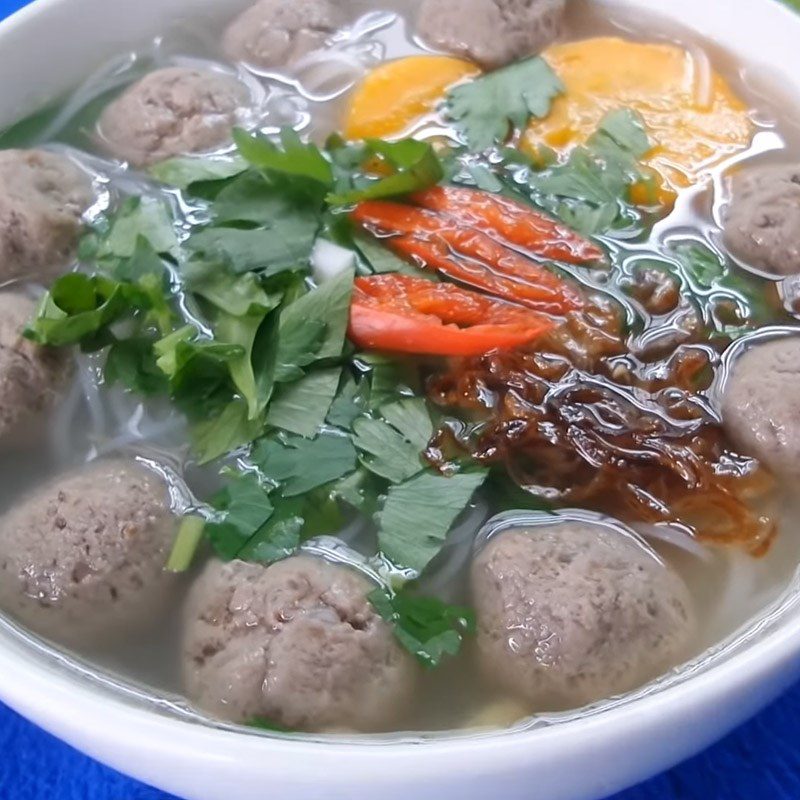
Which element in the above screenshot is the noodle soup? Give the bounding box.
[1,0,799,735]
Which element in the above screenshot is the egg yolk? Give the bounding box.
[345,55,480,141]
[524,37,754,199]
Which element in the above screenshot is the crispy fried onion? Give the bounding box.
[427,315,776,556]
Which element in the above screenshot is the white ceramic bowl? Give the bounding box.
[3,1,800,798]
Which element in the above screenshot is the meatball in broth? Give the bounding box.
[723,164,800,276]
[223,0,345,71]
[98,67,250,167]
[417,0,565,69]
[183,556,418,731]
[0,459,177,644]
[721,336,800,480]
[471,520,696,710]
[0,149,93,283]
[0,292,72,443]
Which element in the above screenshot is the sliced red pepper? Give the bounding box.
[348,274,553,357]
[351,200,582,313]
[410,186,603,265]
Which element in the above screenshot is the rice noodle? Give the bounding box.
[92,415,187,459]
[75,354,108,441]
[688,44,713,111]
[35,52,139,145]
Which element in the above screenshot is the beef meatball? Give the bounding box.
[417,0,565,69]
[0,459,176,643]
[471,520,695,710]
[183,556,417,731]
[0,149,93,282]
[222,0,344,71]
[98,67,250,167]
[0,292,71,443]
[721,336,800,478]
[723,163,800,276]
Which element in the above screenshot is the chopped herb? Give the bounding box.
[357,353,418,406]
[166,515,206,572]
[185,222,316,277]
[326,374,370,429]
[377,470,487,573]
[104,335,168,395]
[97,196,179,259]
[184,261,282,318]
[252,431,357,496]
[524,108,655,234]
[352,398,433,483]
[369,587,476,669]
[150,154,247,189]
[234,127,333,190]
[24,273,162,347]
[266,367,342,438]
[327,138,444,205]
[273,266,354,379]
[111,236,166,283]
[154,328,246,420]
[206,472,274,561]
[236,500,304,565]
[446,57,563,151]
[192,398,265,464]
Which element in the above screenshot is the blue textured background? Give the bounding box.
[2,0,800,797]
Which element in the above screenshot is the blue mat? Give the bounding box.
[2,0,800,796]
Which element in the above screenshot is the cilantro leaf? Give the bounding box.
[185,223,316,276]
[251,432,357,496]
[97,196,179,258]
[104,336,168,395]
[327,139,443,205]
[674,243,728,290]
[192,398,265,464]
[377,470,487,573]
[446,57,563,151]
[352,398,433,483]
[206,472,274,560]
[326,374,370,429]
[185,261,282,318]
[273,266,354,380]
[150,154,247,189]
[357,352,418,406]
[330,467,379,514]
[234,127,333,188]
[154,327,245,420]
[525,109,654,234]
[236,501,304,565]
[25,273,157,347]
[111,236,166,283]
[214,310,271,420]
[266,367,341,437]
[369,587,476,669]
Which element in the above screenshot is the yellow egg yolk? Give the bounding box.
[524,37,754,201]
[344,55,480,141]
